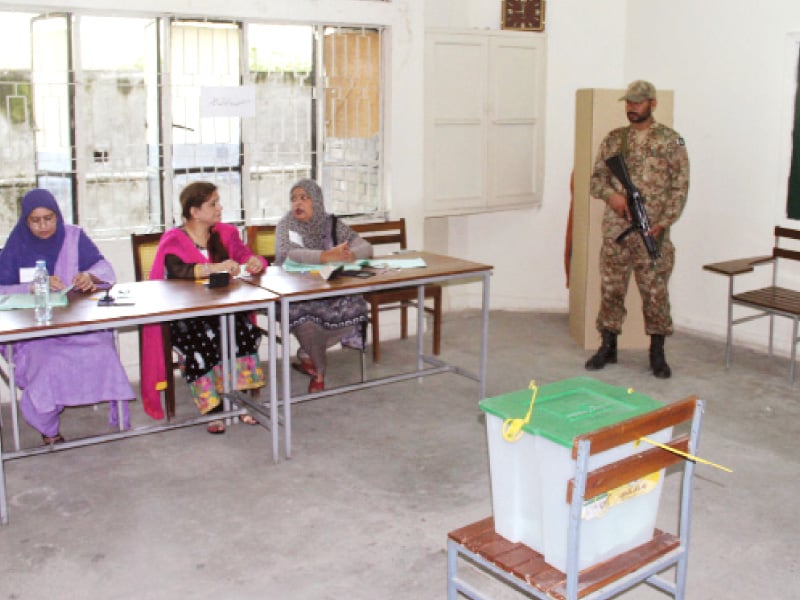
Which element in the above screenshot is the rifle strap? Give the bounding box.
[621,126,631,158]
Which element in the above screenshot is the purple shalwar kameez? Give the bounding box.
[0,190,134,437]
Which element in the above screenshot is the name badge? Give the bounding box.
[289,230,304,247]
[19,267,35,283]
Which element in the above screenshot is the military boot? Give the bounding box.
[650,334,672,378]
[585,330,617,370]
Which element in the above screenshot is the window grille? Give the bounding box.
[0,12,384,241]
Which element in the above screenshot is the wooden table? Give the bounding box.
[247,251,493,459]
[0,278,278,525]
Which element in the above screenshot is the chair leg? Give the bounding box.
[724,288,733,369]
[370,300,381,363]
[161,323,176,419]
[400,305,409,339]
[791,318,798,384]
[360,321,368,382]
[447,539,459,600]
[431,286,442,356]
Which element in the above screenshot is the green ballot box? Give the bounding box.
[479,377,672,571]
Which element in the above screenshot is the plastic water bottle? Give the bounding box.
[33,259,51,323]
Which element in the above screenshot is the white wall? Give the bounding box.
[426,0,628,313]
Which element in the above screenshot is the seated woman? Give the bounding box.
[140,181,266,433]
[275,178,373,392]
[0,189,134,445]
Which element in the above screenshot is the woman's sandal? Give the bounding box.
[42,433,65,445]
[239,414,258,425]
[291,359,317,377]
[206,420,226,435]
[308,377,325,393]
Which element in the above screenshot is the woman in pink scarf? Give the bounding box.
[140,182,266,433]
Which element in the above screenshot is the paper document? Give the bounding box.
[282,258,366,280]
[282,257,426,279]
[364,258,427,269]
[0,293,69,310]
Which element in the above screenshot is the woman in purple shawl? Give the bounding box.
[0,189,134,445]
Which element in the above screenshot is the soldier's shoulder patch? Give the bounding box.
[677,137,686,146]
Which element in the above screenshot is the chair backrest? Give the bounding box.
[131,232,164,281]
[562,395,702,597]
[774,226,800,261]
[244,219,406,261]
[246,225,277,263]
[349,218,407,251]
[772,227,800,284]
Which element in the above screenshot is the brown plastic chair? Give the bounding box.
[349,219,442,363]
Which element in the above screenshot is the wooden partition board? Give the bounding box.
[569,88,674,350]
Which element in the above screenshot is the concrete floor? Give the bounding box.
[0,310,797,599]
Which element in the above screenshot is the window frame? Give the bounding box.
[0,10,386,242]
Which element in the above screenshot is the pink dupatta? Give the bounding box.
[139,223,265,419]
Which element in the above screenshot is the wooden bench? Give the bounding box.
[703,226,800,382]
[447,396,703,600]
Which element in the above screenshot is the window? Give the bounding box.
[0,12,384,242]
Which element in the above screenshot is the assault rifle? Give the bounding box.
[605,153,660,262]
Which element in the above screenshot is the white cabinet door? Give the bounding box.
[424,30,545,217]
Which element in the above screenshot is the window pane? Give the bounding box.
[321,27,382,215]
[31,14,74,223]
[246,24,314,223]
[78,16,155,235]
[0,12,36,241]
[171,20,242,224]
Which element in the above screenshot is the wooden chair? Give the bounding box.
[447,395,704,600]
[703,226,800,382]
[130,232,179,419]
[349,219,442,363]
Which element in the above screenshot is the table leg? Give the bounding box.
[479,272,491,400]
[220,314,232,422]
[8,351,21,452]
[417,284,425,378]
[281,297,293,459]
[266,302,279,463]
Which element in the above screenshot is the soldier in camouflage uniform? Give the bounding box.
[585,80,690,378]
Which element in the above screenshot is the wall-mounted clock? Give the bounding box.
[502,0,545,32]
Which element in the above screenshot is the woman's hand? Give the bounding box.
[321,241,355,264]
[47,275,66,292]
[71,271,97,293]
[31,275,65,293]
[216,259,240,276]
[244,255,264,275]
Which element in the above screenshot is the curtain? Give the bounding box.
[787,47,800,218]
